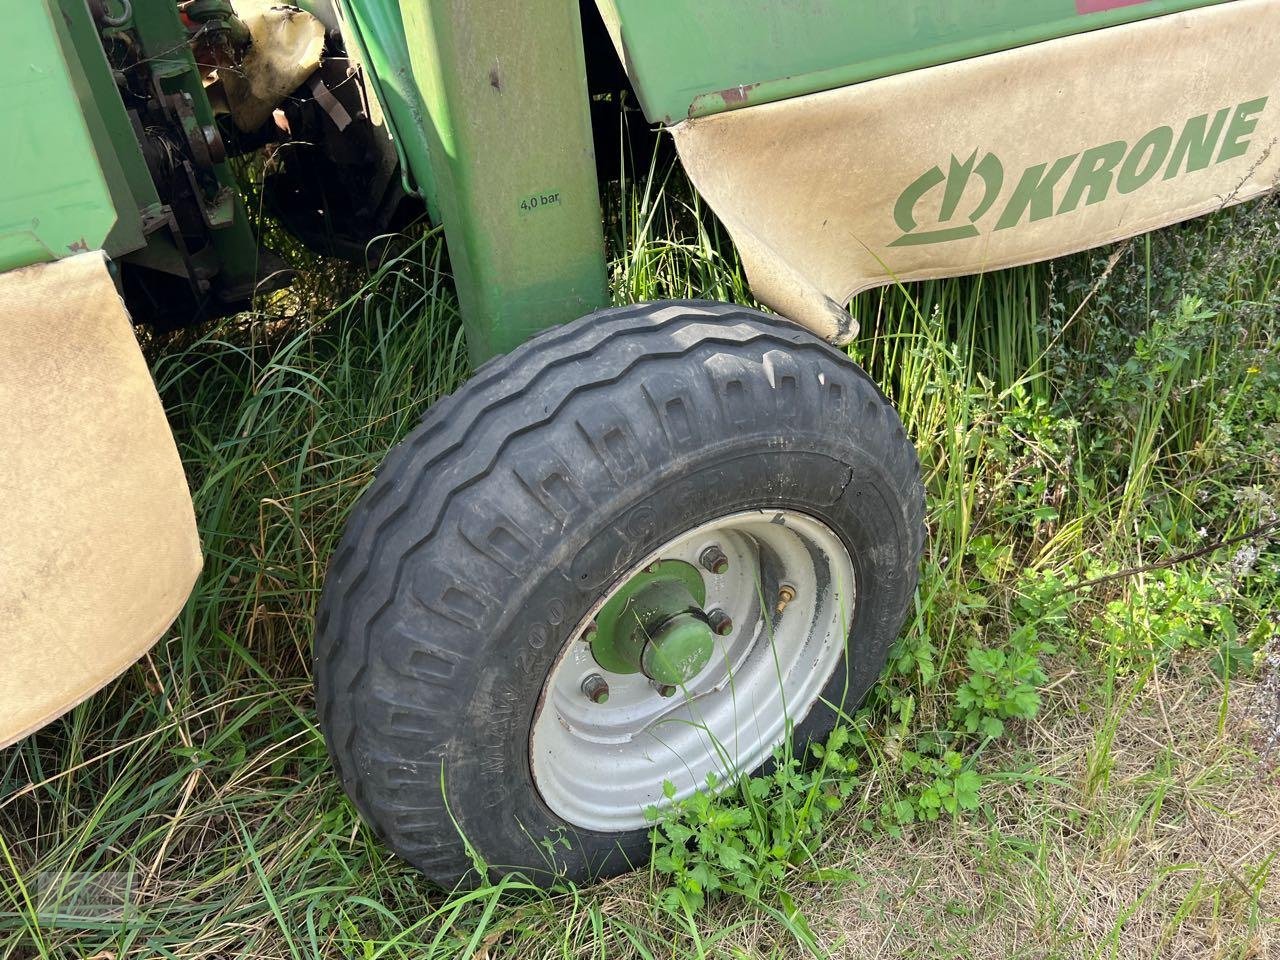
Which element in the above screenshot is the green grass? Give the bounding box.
[1,155,1278,959]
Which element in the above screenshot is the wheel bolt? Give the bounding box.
[581,673,610,704]
[699,544,729,575]
[708,608,733,636]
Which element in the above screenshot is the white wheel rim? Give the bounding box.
[529,509,856,832]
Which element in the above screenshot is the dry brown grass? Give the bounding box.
[797,656,1280,959]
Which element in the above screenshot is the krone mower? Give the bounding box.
[2,0,1276,885]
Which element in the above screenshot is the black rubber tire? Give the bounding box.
[314,301,924,887]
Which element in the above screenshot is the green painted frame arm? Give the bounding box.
[333,0,440,219]
[398,0,609,361]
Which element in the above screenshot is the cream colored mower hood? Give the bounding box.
[670,0,1280,342]
[0,252,201,749]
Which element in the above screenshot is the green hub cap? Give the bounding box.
[589,560,715,685]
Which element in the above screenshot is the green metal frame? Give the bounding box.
[398,0,609,362]
[385,0,1231,361]
[596,0,1235,123]
[6,0,1235,361]
[4,0,267,293]
[332,0,441,220]
[1,1,134,271]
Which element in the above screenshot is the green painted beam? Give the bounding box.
[399,0,609,361]
[334,0,441,219]
[53,0,158,259]
[595,0,1234,123]
[0,2,119,271]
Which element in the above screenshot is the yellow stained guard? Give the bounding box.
[670,0,1280,343]
[0,252,201,749]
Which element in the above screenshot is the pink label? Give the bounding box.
[1076,0,1152,12]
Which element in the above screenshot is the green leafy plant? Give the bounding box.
[953,642,1046,739]
[1092,567,1237,665]
[952,570,1068,739]
[645,724,860,914]
[893,750,983,824]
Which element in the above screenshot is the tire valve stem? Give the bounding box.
[707,608,733,636]
[776,584,797,615]
[581,674,610,704]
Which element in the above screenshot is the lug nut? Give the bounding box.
[776,583,797,615]
[651,680,677,698]
[707,608,733,636]
[699,544,729,575]
[581,673,610,704]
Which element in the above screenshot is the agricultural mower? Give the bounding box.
[2,0,1277,885]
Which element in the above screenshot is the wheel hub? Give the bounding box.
[587,560,716,685]
[530,510,857,832]
[639,610,715,686]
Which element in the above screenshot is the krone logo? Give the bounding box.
[890,97,1269,248]
[890,150,1004,248]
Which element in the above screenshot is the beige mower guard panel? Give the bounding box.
[670,0,1280,343]
[0,252,201,749]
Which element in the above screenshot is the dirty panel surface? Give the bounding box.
[670,0,1280,341]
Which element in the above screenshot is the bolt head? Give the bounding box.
[708,609,733,636]
[699,545,729,575]
[580,674,610,704]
